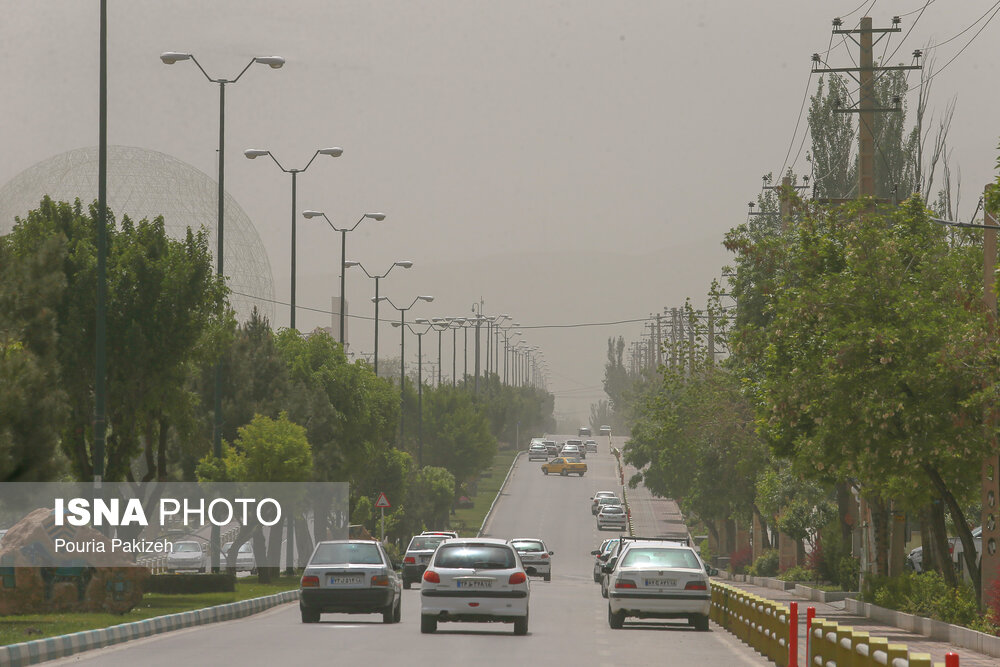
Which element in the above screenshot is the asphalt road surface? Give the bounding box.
[51,435,767,666]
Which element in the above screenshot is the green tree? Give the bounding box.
[421,385,496,494]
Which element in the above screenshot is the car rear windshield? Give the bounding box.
[512,541,544,552]
[601,507,624,514]
[621,548,700,569]
[599,497,621,504]
[408,536,446,550]
[435,544,516,569]
[311,543,383,565]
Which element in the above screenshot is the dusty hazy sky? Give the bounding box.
[2,1,999,424]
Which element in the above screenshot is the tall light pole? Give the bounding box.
[244,148,343,330]
[161,50,283,573]
[418,319,450,386]
[344,260,413,375]
[394,321,432,466]
[95,0,108,486]
[449,318,466,388]
[374,295,434,441]
[303,211,386,345]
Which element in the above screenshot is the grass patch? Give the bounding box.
[0,575,299,646]
[451,449,519,537]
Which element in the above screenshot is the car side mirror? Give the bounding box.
[590,550,600,556]
[549,551,554,556]
[602,557,618,573]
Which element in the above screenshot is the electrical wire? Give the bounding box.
[925,0,1000,50]
[899,0,937,17]
[907,0,1000,92]
[840,0,874,22]
[778,67,815,179]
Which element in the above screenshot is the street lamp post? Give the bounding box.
[303,211,386,345]
[375,295,434,441]
[161,49,283,573]
[393,322,432,467]
[344,261,413,375]
[244,148,343,330]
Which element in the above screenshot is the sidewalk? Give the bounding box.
[624,462,997,666]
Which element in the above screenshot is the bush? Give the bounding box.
[837,555,860,591]
[698,539,713,565]
[145,573,236,594]
[778,566,817,582]
[863,572,980,628]
[748,550,779,577]
[729,546,752,574]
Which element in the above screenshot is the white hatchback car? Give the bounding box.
[420,538,530,635]
[604,538,710,630]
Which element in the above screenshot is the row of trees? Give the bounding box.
[601,66,995,597]
[0,196,555,546]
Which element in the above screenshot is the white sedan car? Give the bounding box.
[166,540,206,573]
[597,505,628,531]
[604,539,711,630]
[509,538,553,581]
[420,538,530,635]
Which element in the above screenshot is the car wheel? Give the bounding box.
[393,598,402,623]
[420,615,438,634]
[692,614,710,631]
[578,472,585,476]
[382,600,396,624]
[608,605,625,629]
[300,606,321,623]
[601,580,609,598]
[542,469,549,475]
[403,580,411,590]
[543,573,551,582]
[560,469,568,476]
[594,571,601,583]
[513,611,529,636]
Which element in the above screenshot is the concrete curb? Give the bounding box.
[478,450,523,537]
[844,596,1000,658]
[0,589,300,666]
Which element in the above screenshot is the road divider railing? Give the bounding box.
[808,617,959,667]
[711,581,962,667]
[711,581,793,666]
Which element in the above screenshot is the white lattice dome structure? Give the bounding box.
[0,145,274,322]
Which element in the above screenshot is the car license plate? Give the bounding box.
[456,578,493,589]
[328,575,362,585]
[420,555,430,563]
[645,578,676,587]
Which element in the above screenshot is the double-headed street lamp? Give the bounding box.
[392,321,432,466]
[417,318,451,386]
[244,148,343,330]
[161,50,283,573]
[303,211,386,345]
[344,261,413,375]
[374,295,434,439]
[448,318,468,387]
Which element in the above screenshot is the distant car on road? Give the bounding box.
[579,427,592,437]
[542,457,587,477]
[420,538,530,635]
[402,533,451,589]
[167,540,206,573]
[584,440,598,453]
[591,491,619,515]
[599,425,612,436]
[562,440,585,459]
[597,505,628,531]
[299,540,402,624]
[221,541,256,572]
[592,538,618,582]
[510,538,553,582]
[543,440,559,456]
[594,496,623,516]
[528,443,549,461]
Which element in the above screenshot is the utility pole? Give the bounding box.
[670,307,678,369]
[812,16,920,202]
[656,313,662,368]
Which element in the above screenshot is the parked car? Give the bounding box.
[167,540,207,573]
[604,538,711,630]
[528,444,549,461]
[509,538,553,582]
[584,440,598,453]
[541,457,587,477]
[579,427,592,437]
[221,541,256,572]
[599,425,612,436]
[597,505,628,531]
[420,538,530,635]
[299,540,402,624]
[402,533,451,589]
[952,526,983,578]
[591,491,619,515]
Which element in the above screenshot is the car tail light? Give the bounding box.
[404,556,416,564]
[508,572,527,585]
[615,579,637,589]
[423,570,440,583]
[685,580,707,590]
[371,574,390,587]
[300,575,319,588]
[541,553,549,559]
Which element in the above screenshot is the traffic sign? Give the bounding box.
[375,492,391,508]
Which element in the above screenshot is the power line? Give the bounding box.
[924,0,1000,50]
[778,67,815,178]
[907,0,1000,93]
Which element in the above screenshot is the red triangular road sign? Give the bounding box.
[375,492,391,508]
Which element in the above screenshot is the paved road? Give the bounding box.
[51,435,767,666]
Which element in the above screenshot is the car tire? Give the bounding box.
[403,580,411,590]
[301,606,321,623]
[542,469,549,475]
[513,611,529,636]
[578,472,585,476]
[608,605,625,629]
[601,580,609,598]
[421,615,437,634]
[393,598,402,623]
[560,469,568,476]
[692,614,710,631]
[382,599,397,624]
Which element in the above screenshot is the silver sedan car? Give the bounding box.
[299,540,402,624]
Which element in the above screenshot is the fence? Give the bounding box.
[710,581,960,667]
